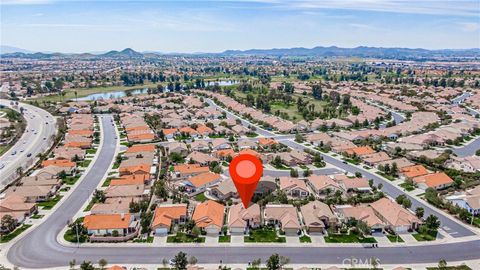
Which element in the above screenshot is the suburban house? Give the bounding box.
[370,198,421,233]
[446,186,480,215]
[183,172,222,193]
[83,213,138,238]
[412,172,454,190]
[0,194,38,223]
[264,204,301,236]
[300,201,337,234]
[151,204,188,236]
[254,176,278,195]
[307,175,343,196]
[207,179,238,201]
[279,177,309,198]
[336,205,385,232]
[192,200,225,235]
[228,203,261,234]
[172,164,210,179]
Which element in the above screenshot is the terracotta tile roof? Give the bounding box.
[345,146,376,156]
[126,144,156,153]
[192,200,225,228]
[413,172,454,188]
[370,198,420,227]
[68,129,93,136]
[162,128,178,136]
[152,204,187,228]
[119,164,150,175]
[188,172,222,188]
[83,214,131,230]
[174,164,210,174]
[401,165,429,178]
[258,138,278,146]
[42,159,76,168]
[110,173,149,186]
[196,125,213,134]
[214,149,236,158]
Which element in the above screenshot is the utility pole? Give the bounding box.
[75,222,80,247]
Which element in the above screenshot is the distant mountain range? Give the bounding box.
[1,45,479,59]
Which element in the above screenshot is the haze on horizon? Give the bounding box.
[1,0,479,53]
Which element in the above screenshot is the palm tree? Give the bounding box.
[16,166,23,177]
[69,259,76,270]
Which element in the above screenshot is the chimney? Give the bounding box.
[121,213,125,220]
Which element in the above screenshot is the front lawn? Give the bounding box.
[102,177,113,187]
[343,158,361,165]
[399,182,415,191]
[244,228,286,243]
[386,234,404,243]
[194,192,207,202]
[271,163,291,170]
[37,195,63,210]
[299,235,311,243]
[166,232,205,243]
[79,159,92,168]
[219,235,231,243]
[324,233,377,243]
[30,214,44,219]
[86,149,97,155]
[0,224,32,243]
[63,175,80,185]
[133,236,154,243]
[64,228,88,243]
[413,232,436,241]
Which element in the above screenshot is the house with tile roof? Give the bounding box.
[264,204,301,235]
[228,203,261,234]
[192,200,225,235]
[151,204,188,236]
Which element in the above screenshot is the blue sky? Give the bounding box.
[1,0,479,53]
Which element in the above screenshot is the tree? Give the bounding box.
[290,169,298,177]
[251,258,262,269]
[438,259,447,269]
[425,215,440,231]
[266,253,280,270]
[162,258,169,268]
[371,256,379,269]
[188,256,198,266]
[79,261,94,270]
[312,84,322,100]
[279,255,290,269]
[1,214,16,233]
[173,251,188,270]
[98,258,107,269]
[415,207,425,219]
[69,259,76,270]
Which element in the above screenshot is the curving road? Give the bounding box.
[5,108,480,268]
[0,99,56,190]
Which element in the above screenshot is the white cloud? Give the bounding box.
[246,0,479,17]
[457,22,480,32]
[1,0,52,5]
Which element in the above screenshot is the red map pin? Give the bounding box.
[229,154,263,208]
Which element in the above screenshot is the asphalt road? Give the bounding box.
[453,136,480,157]
[0,99,56,190]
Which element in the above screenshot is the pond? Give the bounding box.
[76,88,149,101]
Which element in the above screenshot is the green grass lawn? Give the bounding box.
[343,158,361,165]
[37,195,63,210]
[30,83,160,103]
[219,235,231,243]
[386,234,404,243]
[64,228,88,243]
[194,192,207,202]
[270,102,303,123]
[426,266,471,270]
[79,159,92,168]
[473,217,480,227]
[1,224,32,243]
[209,134,226,138]
[244,228,286,243]
[86,149,97,155]
[245,132,259,138]
[299,235,312,243]
[166,232,205,243]
[133,236,154,243]
[399,182,415,191]
[84,200,95,212]
[324,233,377,243]
[63,175,80,185]
[271,163,291,170]
[412,232,436,241]
[30,214,44,219]
[102,177,113,187]
[377,172,396,181]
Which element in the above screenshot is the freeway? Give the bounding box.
[5,105,479,268]
[0,99,56,190]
